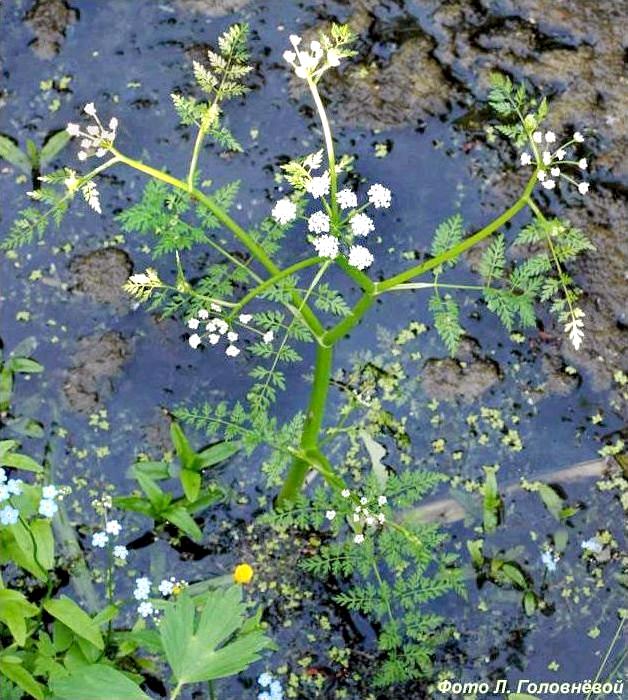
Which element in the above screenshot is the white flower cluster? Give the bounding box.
[520,130,590,195]
[66,103,118,161]
[283,34,341,80]
[132,576,188,619]
[0,468,23,525]
[91,517,128,562]
[187,304,274,356]
[258,671,284,700]
[328,488,388,544]
[271,179,391,271]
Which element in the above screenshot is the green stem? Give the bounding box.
[323,292,374,345]
[228,256,324,320]
[377,173,537,292]
[277,342,334,505]
[110,148,324,337]
[187,126,206,191]
[170,682,183,700]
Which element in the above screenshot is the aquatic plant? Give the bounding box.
[2,21,596,692]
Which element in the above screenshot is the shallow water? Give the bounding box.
[0,1,625,698]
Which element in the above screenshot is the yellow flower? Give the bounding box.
[233,563,254,585]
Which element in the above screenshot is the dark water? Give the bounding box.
[0,1,625,698]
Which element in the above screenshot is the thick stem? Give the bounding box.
[277,343,333,504]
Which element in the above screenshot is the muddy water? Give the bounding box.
[0,1,625,698]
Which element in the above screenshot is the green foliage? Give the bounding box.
[488,73,548,146]
[431,214,464,267]
[0,130,70,175]
[161,587,271,687]
[268,471,464,687]
[171,23,251,152]
[428,293,464,356]
[176,401,304,487]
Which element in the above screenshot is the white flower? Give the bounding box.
[289,34,302,47]
[0,485,9,502]
[555,148,566,160]
[542,151,552,166]
[365,516,375,526]
[550,167,561,177]
[78,151,87,161]
[581,538,603,554]
[520,152,532,166]
[227,331,239,342]
[188,333,202,349]
[352,512,360,522]
[283,50,296,64]
[91,531,109,548]
[133,577,152,600]
[213,319,228,334]
[129,273,150,285]
[341,489,351,498]
[113,545,128,560]
[208,333,220,345]
[360,496,368,505]
[66,122,80,137]
[578,158,588,170]
[542,179,555,190]
[137,601,154,618]
[347,245,374,270]
[306,172,330,199]
[210,302,222,312]
[532,131,543,143]
[158,578,175,596]
[0,505,19,526]
[578,181,590,195]
[105,519,122,536]
[544,131,556,143]
[537,170,546,182]
[367,183,391,208]
[6,479,23,496]
[377,495,387,506]
[271,197,297,225]
[42,484,58,500]
[337,188,357,210]
[573,131,584,143]
[239,314,252,324]
[541,550,558,572]
[198,308,209,320]
[325,509,336,521]
[354,533,365,544]
[109,117,118,131]
[376,512,386,524]
[350,213,374,237]
[225,345,240,357]
[84,102,97,116]
[38,498,58,518]
[564,307,585,350]
[308,210,330,234]
[0,468,6,484]
[263,330,274,344]
[187,318,200,330]
[312,234,339,259]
